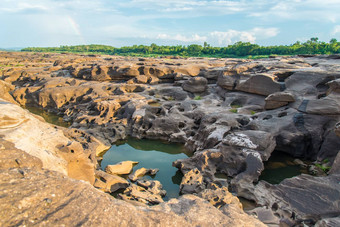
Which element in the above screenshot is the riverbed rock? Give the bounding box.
[137,179,167,197]
[0,80,17,104]
[159,194,266,227]
[3,52,340,225]
[315,217,340,227]
[182,77,208,93]
[120,183,164,205]
[129,167,159,181]
[198,187,241,209]
[105,161,138,175]
[235,74,282,96]
[94,170,129,193]
[247,207,281,227]
[252,174,340,225]
[264,91,295,110]
[180,168,205,194]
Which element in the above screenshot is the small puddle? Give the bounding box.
[101,138,190,200]
[259,150,309,184]
[25,106,71,128]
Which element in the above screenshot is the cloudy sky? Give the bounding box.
[1,0,340,48]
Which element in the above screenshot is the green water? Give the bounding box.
[259,151,308,184]
[101,138,190,200]
[25,106,71,128]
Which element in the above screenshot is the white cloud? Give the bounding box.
[156,34,207,43]
[332,25,340,35]
[119,0,250,15]
[250,0,340,22]
[210,27,279,45]
[154,27,279,46]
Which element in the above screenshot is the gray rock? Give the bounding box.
[253,174,340,225]
[236,74,282,96]
[182,77,208,93]
[316,217,340,227]
[247,207,280,227]
[305,99,340,115]
[264,91,295,110]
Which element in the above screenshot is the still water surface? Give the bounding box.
[101,138,190,200]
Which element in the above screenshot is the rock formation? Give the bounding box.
[1,51,340,226]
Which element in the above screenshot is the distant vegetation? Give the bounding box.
[21,38,340,58]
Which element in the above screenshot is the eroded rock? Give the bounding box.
[180,168,205,194]
[129,167,159,181]
[105,161,138,175]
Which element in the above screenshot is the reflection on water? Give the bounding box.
[25,105,71,128]
[101,138,189,200]
[259,150,308,184]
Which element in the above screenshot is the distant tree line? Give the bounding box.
[21,38,340,58]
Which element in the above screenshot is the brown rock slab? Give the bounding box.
[129,167,159,181]
[94,170,129,193]
[105,161,138,175]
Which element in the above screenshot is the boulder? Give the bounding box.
[264,91,295,110]
[120,183,164,205]
[236,74,282,96]
[94,170,129,193]
[305,99,340,115]
[285,71,340,97]
[129,167,159,181]
[137,179,167,197]
[182,77,208,93]
[158,87,188,101]
[105,161,138,175]
[217,74,239,90]
[326,78,340,94]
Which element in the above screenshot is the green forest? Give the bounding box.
[21,38,340,58]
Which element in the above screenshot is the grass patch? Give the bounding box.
[166,96,174,101]
[315,159,331,173]
[230,108,238,113]
[194,95,202,100]
[315,163,331,173]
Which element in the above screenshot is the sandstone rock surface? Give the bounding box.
[105,160,138,175]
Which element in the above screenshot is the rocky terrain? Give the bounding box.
[1,51,340,226]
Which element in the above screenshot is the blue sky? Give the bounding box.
[1,0,340,48]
